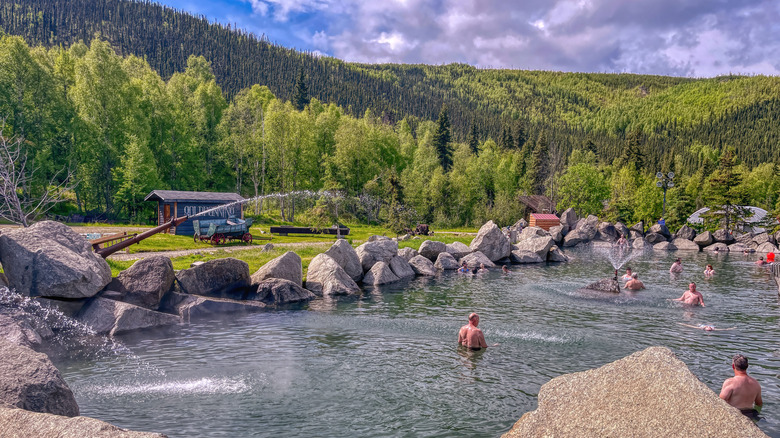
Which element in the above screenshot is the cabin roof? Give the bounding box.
[530,213,559,220]
[518,195,554,213]
[144,190,245,203]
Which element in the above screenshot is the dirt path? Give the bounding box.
[108,241,333,262]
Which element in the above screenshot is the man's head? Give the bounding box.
[732,354,749,371]
[760,256,764,261]
[468,313,479,326]
[689,282,696,291]
[631,273,638,279]
[626,267,632,273]
[676,258,681,263]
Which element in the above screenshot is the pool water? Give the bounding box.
[57,248,780,437]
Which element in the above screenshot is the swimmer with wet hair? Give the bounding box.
[720,354,763,419]
[457,313,488,351]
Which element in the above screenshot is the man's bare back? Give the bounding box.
[720,354,762,414]
[457,313,488,350]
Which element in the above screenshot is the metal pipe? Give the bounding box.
[96,216,189,258]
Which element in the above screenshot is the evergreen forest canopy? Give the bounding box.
[0,0,779,231]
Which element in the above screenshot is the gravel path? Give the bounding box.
[107,241,333,262]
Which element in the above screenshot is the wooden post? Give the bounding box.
[173,201,178,234]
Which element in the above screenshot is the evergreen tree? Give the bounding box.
[705,147,749,231]
[293,69,310,111]
[527,132,549,195]
[499,126,513,150]
[467,120,479,155]
[432,105,452,171]
[514,123,526,150]
[622,130,645,170]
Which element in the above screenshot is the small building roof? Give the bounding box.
[518,195,555,213]
[144,190,245,203]
[530,213,560,220]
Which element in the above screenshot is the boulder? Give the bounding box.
[434,252,459,270]
[648,223,671,239]
[562,219,598,247]
[0,308,53,349]
[0,221,111,299]
[676,225,697,241]
[110,256,175,309]
[262,242,274,252]
[355,240,398,272]
[246,278,315,304]
[408,255,437,276]
[0,407,165,437]
[76,297,180,336]
[671,238,700,251]
[753,232,776,246]
[728,243,751,253]
[469,220,511,262]
[397,247,419,262]
[164,293,265,319]
[614,222,630,239]
[694,231,715,247]
[548,225,564,245]
[630,221,644,234]
[176,258,250,298]
[510,218,528,231]
[517,226,548,242]
[736,232,754,244]
[756,242,779,254]
[0,338,79,416]
[501,347,767,438]
[388,256,415,279]
[305,254,361,296]
[713,229,736,244]
[0,273,7,288]
[362,261,401,285]
[628,230,643,240]
[445,241,472,259]
[250,251,302,287]
[547,246,569,262]
[653,241,677,251]
[632,238,649,250]
[459,251,496,270]
[580,278,620,294]
[775,230,780,245]
[596,222,619,242]
[644,233,667,244]
[513,236,555,260]
[325,239,362,281]
[510,250,544,264]
[559,208,578,229]
[704,243,730,252]
[368,235,390,242]
[418,240,447,261]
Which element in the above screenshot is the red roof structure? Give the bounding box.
[529,213,560,230]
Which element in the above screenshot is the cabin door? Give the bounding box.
[163,204,171,223]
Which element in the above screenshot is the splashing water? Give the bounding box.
[593,245,644,270]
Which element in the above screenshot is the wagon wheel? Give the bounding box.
[242,233,253,245]
[218,234,227,245]
[194,234,199,243]
[210,234,221,245]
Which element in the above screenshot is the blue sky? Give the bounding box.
[156,0,780,77]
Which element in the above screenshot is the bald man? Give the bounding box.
[458,313,488,351]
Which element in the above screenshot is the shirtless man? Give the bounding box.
[623,273,645,290]
[755,257,766,266]
[720,354,763,419]
[672,282,705,307]
[477,263,489,274]
[457,313,488,351]
[669,258,683,274]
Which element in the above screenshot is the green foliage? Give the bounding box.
[557,163,608,216]
[432,106,452,171]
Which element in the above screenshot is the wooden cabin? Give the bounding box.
[144,190,245,236]
[529,213,560,231]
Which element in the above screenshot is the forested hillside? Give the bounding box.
[0,0,778,232]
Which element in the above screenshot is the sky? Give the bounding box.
[156,0,780,77]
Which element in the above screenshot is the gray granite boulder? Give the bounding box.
[0,273,7,288]
[355,239,398,272]
[671,238,700,251]
[728,243,750,253]
[502,347,768,438]
[614,222,630,239]
[109,256,174,309]
[511,250,544,264]
[0,406,166,437]
[653,241,677,251]
[459,251,496,270]
[694,231,715,247]
[629,229,644,240]
[562,220,598,247]
[250,251,302,287]
[76,297,180,336]
[756,242,779,253]
[753,232,776,246]
[0,338,79,416]
[549,225,564,245]
[419,240,447,261]
[368,235,391,242]
[164,292,265,319]
[648,223,671,239]
[408,255,436,276]
[362,261,401,285]
[514,236,555,259]
[597,222,619,242]
[632,238,649,250]
[397,247,419,262]
[676,225,697,241]
[176,258,250,298]
[247,278,314,304]
[0,221,111,299]
[388,256,415,279]
[713,229,736,244]
[445,241,472,259]
[736,232,754,244]
[704,243,730,252]
[645,233,667,244]
[325,239,362,281]
[434,252,459,270]
[517,226,548,242]
[547,246,569,262]
[469,220,511,261]
[305,254,361,296]
[630,221,644,234]
[580,278,620,294]
[559,208,578,229]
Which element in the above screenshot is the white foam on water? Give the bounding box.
[85,377,252,396]
[486,329,575,344]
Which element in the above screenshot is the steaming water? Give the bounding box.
[56,248,780,437]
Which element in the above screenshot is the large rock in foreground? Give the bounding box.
[355,240,398,272]
[250,251,302,287]
[502,347,767,438]
[324,239,363,281]
[418,240,446,261]
[176,258,250,298]
[513,236,554,259]
[305,254,361,296]
[248,278,315,304]
[165,293,265,319]
[109,256,175,309]
[408,255,436,276]
[362,261,401,285]
[469,220,510,262]
[0,406,166,437]
[76,298,180,336]
[0,221,111,299]
[0,339,79,417]
[459,251,496,270]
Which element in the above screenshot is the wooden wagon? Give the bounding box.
[193,217,254,245]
